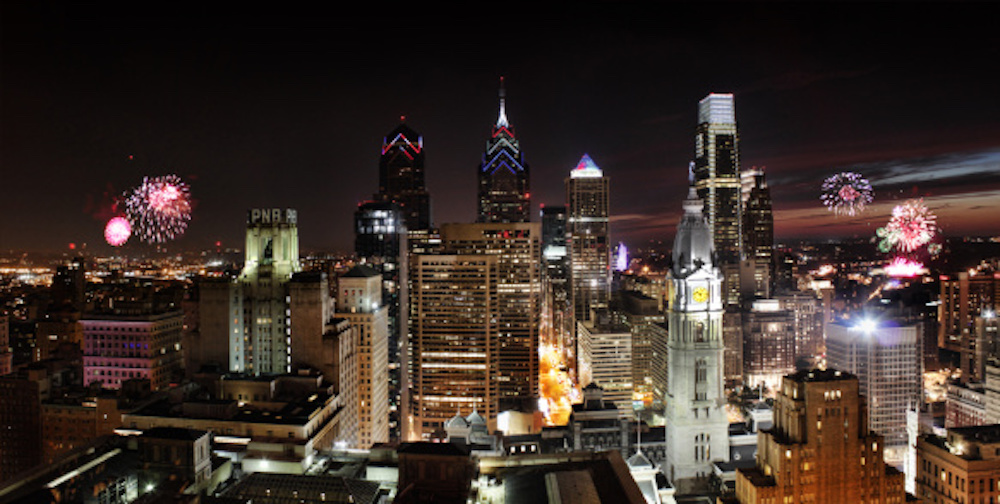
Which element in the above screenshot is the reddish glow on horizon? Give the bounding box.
[104,216,131,246]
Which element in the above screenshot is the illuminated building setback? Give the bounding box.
[411,255,498,439]
[377,120,430,231]
[477,78,530,224]
[567,154,610,323]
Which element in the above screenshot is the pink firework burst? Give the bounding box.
[885,257,924,278]
[104,216,132,246]
[124,175,192,243]
[883,199,937,253]
[821,171,874,216]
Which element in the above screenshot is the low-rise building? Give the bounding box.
[916,424,1000,504]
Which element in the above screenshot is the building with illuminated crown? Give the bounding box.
[477,78,530,223]
[567,154,610,323]
[377,119,430,231]
[694,94,742,308]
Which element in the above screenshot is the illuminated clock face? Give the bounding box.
[692,286,709,303]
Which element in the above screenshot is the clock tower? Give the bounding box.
[664,172,729,493]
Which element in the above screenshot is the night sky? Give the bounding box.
[3,4,999,254]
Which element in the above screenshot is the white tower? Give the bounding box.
[664,176,729,494]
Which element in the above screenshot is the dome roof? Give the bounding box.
[672,183,715,278]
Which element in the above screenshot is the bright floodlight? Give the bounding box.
[854,318,877,334]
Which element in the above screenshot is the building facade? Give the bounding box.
[567,154,610,323]
[663,183,729,493]
[82,310,183,391]
[693,94,742,308]
[734,369,907,503]
[916,424,1000,504]
[377,120,430,231]
[741,300,796,391]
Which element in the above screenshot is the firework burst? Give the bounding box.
[104,216,131,246]
[821,171,874,216]
[876,199,938,254]
[124,175,192,243]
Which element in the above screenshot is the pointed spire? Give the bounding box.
[497,76,509,128]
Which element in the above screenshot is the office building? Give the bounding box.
[741,167,773,298]
[441,222,541,411]
[826,319,922,464]
[477,78,530,223]
[288,271,332,374]
[663,182,729,493]
[939,271,1000,382]
[82,310,183,391]
[734,369,907,503]
[693,94,742,307]
[410,254,498,440]
[742,300,796,391]
[541,205,574,359]
[334,265,389,449]
[775,290,825,360]
[916,424,1000,504]
[567,154,611,323]
[377,119,430,231]
[577,312,633,415]
[237,208,301,375]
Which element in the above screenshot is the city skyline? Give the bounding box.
[3,5,999,254]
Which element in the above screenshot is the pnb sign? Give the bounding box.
[248,208,297,225]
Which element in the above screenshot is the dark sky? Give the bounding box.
[3,3,999,254]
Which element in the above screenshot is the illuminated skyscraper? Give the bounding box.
[410,254,498,439]
[477,78,530,223]
[355,200,407,439]
[567,154,610,323]
[664,182,729,493]
[335,265,389,449]
[237,208,301,375]
[377,119,430,231]
[541,206,574,360]
[694,93,742,307]
[441,222,541,410]
[742,167,774,298]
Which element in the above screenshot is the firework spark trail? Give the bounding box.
[124,175,192,243]
[821,171,874,216]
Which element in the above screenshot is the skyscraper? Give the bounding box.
[237,208,300,375]
[377,119,430,231]
[410,254,498,439]
[826,319,922,465]
[567,154,610,323]
[354,200,407,439]
[741,167,774,298]
[441,222,541,411]
[664,182,729,493]
[477,78,530,223]
[541,205,573,354]
[335,265,389,449]
[694,93,742,307]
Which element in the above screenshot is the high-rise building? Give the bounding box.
[577,311,633,415]
[355,200,407,439]
[741,168,773,296]
[237,208,300,375]
[82,310,183,390]
[288,271,332,374]
[477,78,530,223]
[664,183,729,493]
[826,318,923,465]
[774,290,825,360]
[377,119,431,231]
[939,271,1000,382]
[567,154,610,323]
[734,369,907,503]
[694,93,742,307]
[741,300,796,391]
[334,265,389,449]
[410,255,498,439]
[541,205,573,354]
[441,222,541,410]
